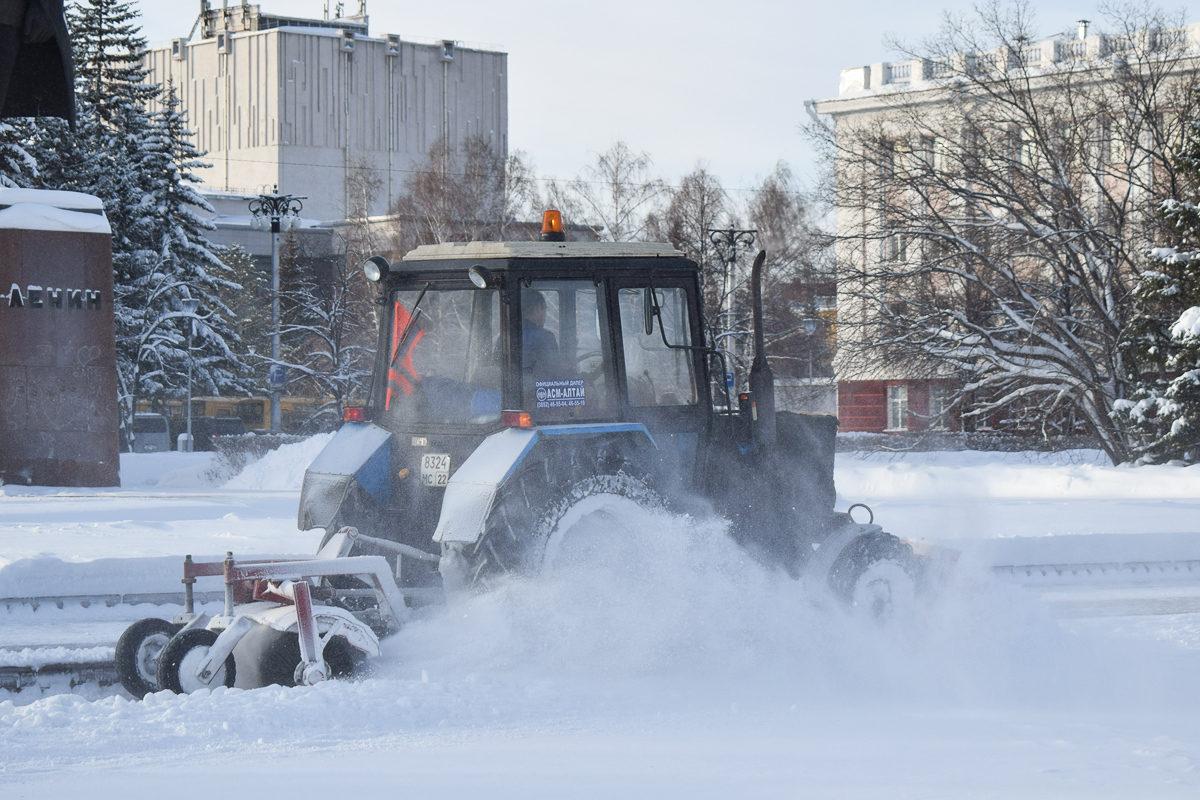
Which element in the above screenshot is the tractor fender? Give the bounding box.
[799,519,885,587]
[230,600,381,657]
[298,422,392,532]
[433,423,658,546]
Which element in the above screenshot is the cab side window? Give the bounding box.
[618,287,698,407]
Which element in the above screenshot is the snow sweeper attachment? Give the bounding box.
[114,527,426,697]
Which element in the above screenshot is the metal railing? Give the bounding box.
[1059,40,1088,60]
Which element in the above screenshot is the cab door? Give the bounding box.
[610,278,709,490]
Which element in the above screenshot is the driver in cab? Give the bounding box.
[522,290,560,379]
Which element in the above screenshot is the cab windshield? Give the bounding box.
[385,287,501,425]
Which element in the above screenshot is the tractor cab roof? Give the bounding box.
[401,240,688,263]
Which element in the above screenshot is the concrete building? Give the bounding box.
[143,2,508,223]
[812,21,1200,434]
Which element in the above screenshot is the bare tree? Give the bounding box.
[746,163,836,381]
[553,141,664,241]
[646,164,730,306]
[390,136,537,249]
[808,1,1200,462]
[274,159,379,428]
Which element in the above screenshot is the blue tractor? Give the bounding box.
[298,215,923,618]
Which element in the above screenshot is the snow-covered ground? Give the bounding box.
[2,441,1200,797]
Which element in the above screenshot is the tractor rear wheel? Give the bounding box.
[827,532,921,622]
[455,468,663,585]
[534,473,665,572]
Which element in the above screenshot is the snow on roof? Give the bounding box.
[0,188,105,212]
[0,189,110,234]
[403,241,685,262]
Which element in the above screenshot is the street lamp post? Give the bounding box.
[707,228,757,405]
[249,186,305,432]
[803,317,818,382]
[181,298,200,452]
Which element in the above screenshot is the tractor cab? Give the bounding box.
[299,223,724,571]
[370,239,709,435]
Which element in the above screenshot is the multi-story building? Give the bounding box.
[812,21,1200,435]
[143,2,508,223]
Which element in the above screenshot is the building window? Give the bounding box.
[887,384,908,430]
[881,231,907,263]
[929,384,952,430]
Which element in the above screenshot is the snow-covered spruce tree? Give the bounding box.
[42,1,248,441]
[43,0,164,439]
[1115,114,1200,463]
[0,122,37,187]
[213,243,272,380]
[133,79,250,403]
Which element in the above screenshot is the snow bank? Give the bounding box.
[117,433,333,491]
[0,646,113,669]
[223,433,334,491]
[835,449,1200,500]
[120,451,214,488]
[3,468,1200,792]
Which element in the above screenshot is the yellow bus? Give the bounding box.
[136,396,330,431]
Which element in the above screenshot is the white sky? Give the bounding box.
[134,1,1146,202]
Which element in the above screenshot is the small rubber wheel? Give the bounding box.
[115,618,179,698]
[156,627,237,693]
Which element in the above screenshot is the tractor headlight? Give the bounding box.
[363,256,390,282]
[468,265,494,288]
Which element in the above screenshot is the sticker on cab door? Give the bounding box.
[420,453,451,487]
[535,379,586,409]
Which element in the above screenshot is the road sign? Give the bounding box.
[267,364,286,389]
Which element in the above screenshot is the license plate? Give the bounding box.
[420,453,451,487]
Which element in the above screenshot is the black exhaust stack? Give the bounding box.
[748,249,777,448]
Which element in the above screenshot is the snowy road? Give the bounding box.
[2,444,1200,796]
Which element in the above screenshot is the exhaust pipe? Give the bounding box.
[748,249,776,448]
